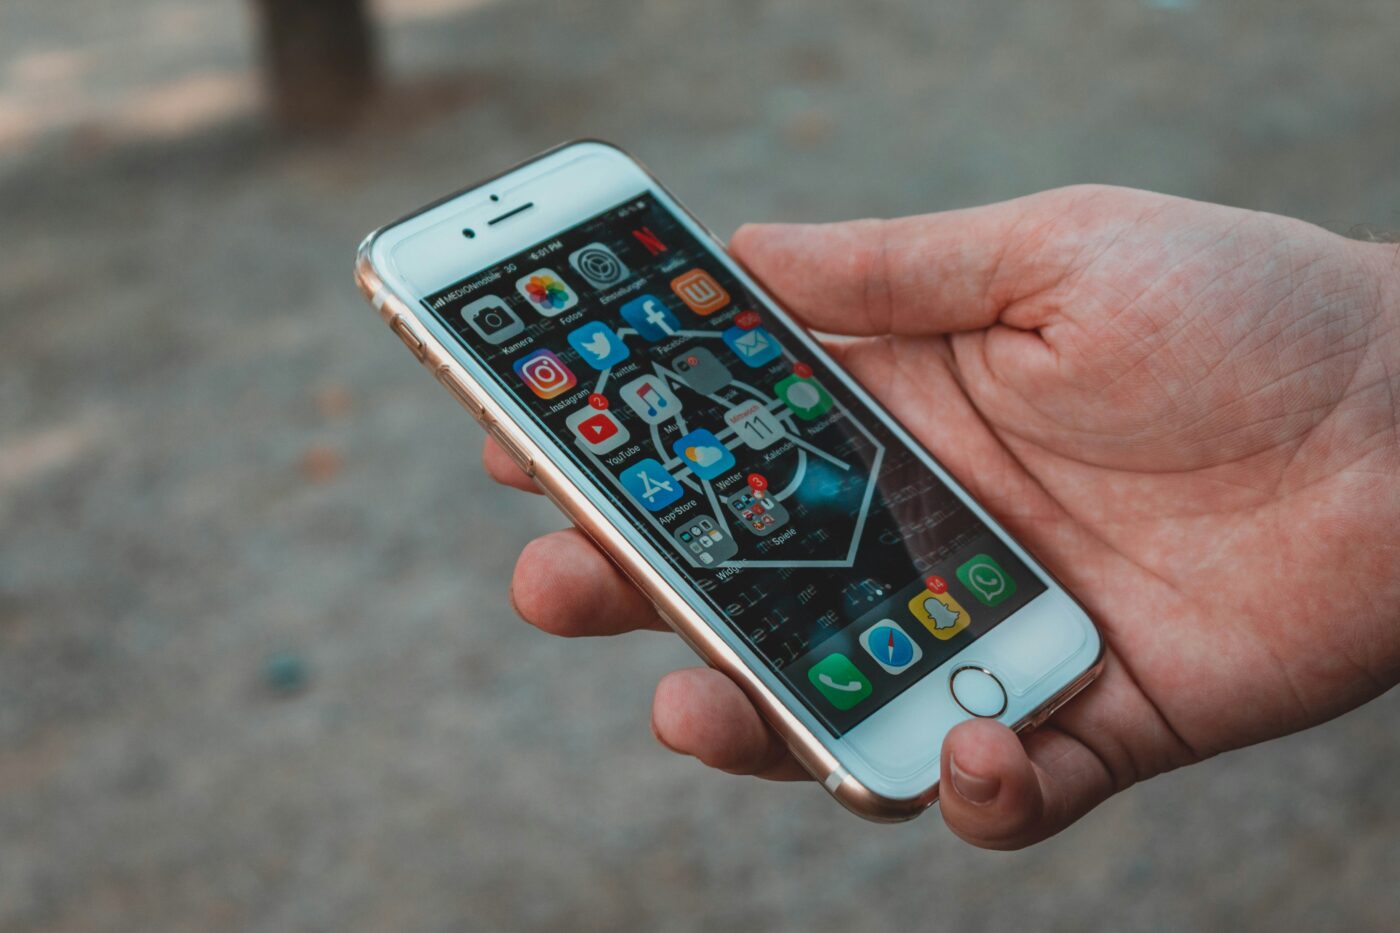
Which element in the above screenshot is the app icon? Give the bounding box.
[566,321,630,370]
[808,653,873,710]
[859,620,924,675]
[670,268,730,316]
[724,401,785,449]
[957,554,1018,607]
[619,375,681,424]
[566,407,630,454]
[774,374,834,420]
[907,588,971,641]
[671,428,736,481]
[632,227,668,256]
[671,347,732,394]
[673,516,738,567]
[723,324,783,368]
[515,269,578,316]
[725,487,790,536]
[462,295,525,344]
[568,242,630,289]
[620,294,682,342]
[620,458,684,512]
[512,349,577,399]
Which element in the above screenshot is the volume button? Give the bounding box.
[435,366,485,420]
[390,315,427,360]
[487,423,535,477]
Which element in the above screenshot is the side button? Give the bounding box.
[435,366,485,420]
[390,315,427,360]
[488,423,535,477]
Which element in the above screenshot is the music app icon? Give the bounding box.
[619,375,682,425]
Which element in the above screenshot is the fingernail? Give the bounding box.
[950,754,1000,805]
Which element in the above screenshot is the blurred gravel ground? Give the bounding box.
[2,1,1399,930]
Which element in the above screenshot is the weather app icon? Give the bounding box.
[671,428,735,481]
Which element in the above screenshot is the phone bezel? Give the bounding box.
[358,140,1103,817]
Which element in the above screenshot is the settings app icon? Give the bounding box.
[568,242,630,289]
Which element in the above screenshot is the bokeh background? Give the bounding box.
[3,1,1399,930]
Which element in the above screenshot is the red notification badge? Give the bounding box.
[588,393,609,410]
[793,362,814,379]
[925,575,948,594]
[734,310,762,331]
[747,472,769,492]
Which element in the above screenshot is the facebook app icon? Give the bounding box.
[620,294,681,342]
[619,458,684,512]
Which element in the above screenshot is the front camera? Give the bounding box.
[462,228,476,239]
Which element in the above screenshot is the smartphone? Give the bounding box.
[354,141,1102,821]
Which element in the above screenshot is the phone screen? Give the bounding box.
[422,192,1045,735]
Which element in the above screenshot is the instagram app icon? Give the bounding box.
[512,349,577,399]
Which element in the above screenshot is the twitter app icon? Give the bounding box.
[671,428,736,481]
[567,321,630,371]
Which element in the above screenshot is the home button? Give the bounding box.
[950,666,1007,718]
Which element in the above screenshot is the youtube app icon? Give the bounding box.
[566,407,630,454]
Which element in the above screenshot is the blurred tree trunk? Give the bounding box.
[254,0,379,133]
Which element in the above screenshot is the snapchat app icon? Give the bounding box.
[908,588,971,641]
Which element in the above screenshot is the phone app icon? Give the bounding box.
[568,242,630,289]
[774,374,834,420]
[512,348,577,399]
[673,516,738,567]
[619,458,684,512]
[671,428,736,481]
[619,294,682,342]
[619,375,681,424]
[723,401,785,449]
[515,268,578,316]
[907,588,971,641]
[566,321,630,370]
[808,653,873,710]
[566,407,630,454]
[859,619,924,675]
[671,347,732,394]
[670,268,730,316]
[725,487,789,536]
[723,324,783,368]
[462,295,525,344]
[957,554,1018,607]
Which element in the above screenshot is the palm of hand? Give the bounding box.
[490,185,1398,848]
[806,188,1400,787]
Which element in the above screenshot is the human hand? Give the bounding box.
[485,186,1400,847]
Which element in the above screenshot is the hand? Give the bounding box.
[485,186,1400,848]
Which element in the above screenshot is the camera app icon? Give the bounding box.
[512,349,578,400]
[462,295,525,345]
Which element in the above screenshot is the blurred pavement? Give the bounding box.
[2,1,1399,930]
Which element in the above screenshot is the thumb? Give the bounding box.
[728,193,1073,337]
[938,717,1118,850]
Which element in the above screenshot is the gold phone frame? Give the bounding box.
[354,141,1104,822]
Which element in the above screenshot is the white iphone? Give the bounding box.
[355,140,1103,821]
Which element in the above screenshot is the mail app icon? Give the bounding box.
[722,324,783,368]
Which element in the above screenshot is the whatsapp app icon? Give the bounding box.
[956,554,1017,607]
